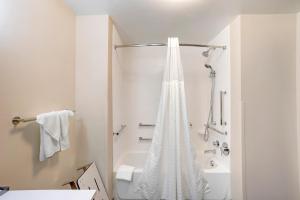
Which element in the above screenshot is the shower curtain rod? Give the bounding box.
[114,43,226,50]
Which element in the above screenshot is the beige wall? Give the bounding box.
[75,15,113,198]
[241,14,298,200]
[0,4,115,194]
[229,16,245,200]
[0,0,77,189]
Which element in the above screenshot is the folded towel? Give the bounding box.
[36,110,74,161]
[116,165,135,181]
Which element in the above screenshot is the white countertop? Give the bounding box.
[0,190,96,200]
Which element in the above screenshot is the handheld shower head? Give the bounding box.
[205,64,212,70]
[204,64,215,77]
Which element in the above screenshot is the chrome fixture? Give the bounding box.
[115,43,226,50]
[202,47,215,58]
[204,149,217,154]
[12,116,36,126]
[203,63,216,141]
[204,124,227,136]
[138,137,152,141]
[212,140,220,147]
[204,64,216,78]
[220,142,230,156]
[220,91,227,126]
[113,124,127,136]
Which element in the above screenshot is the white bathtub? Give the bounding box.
[114,152,231,200]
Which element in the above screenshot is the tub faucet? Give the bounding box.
[204,149,217,154]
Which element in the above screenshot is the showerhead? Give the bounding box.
[202,47,215,58]
[202,50,210,57]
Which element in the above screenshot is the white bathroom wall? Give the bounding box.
[113,45,209,155]
[112,31,231,169]
[241,14,298,200]
[207,26,231,167]
[75,15,113,197]
[116,46,167,154]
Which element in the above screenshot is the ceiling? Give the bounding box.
[65,0,300,43]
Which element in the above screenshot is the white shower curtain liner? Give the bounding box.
[136,38,208,200]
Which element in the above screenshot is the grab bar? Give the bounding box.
[12,109,75,126]
[113,124,127,136]
[205,124,227,135]
[138,137,152,141]
[220,91,227,126]
[138,123,155,127]
[139,122,193,127]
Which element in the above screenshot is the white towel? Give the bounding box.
[116,165,135,181]
[36,110,74,161]
[58,110,74,150]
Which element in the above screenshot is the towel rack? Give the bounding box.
[11,110,75,126]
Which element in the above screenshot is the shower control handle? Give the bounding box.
[212,140,220,147]
[220,142,230,156]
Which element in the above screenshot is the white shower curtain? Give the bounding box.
[136,38,208,200]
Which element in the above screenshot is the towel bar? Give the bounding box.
[12,110,75,126]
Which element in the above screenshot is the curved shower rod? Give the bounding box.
[114,43,226,50]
